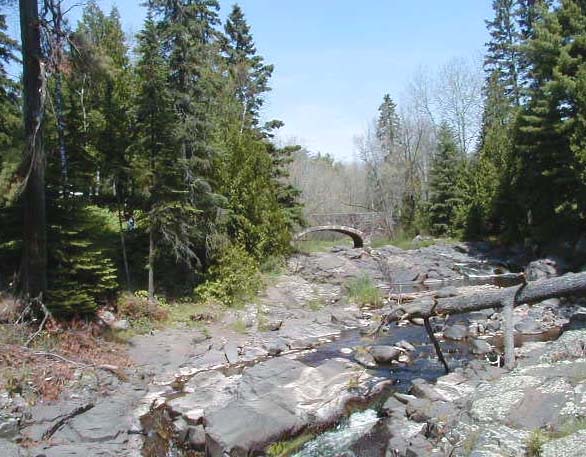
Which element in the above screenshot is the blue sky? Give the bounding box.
[3,1,493,161]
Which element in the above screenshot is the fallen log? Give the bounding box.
[383,271,586,370]
[384,272,586,322]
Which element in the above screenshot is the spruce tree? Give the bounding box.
[428,124,463,236]
[485,0,521,105]
[224,4,273,130]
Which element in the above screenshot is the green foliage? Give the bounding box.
[216,128,293,261]
[195,243,262,308]
[428,124,465,236]
[46,202,119,316]
[345,274,382,307]
[265,433,315,457]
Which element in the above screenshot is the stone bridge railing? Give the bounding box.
[307,212,391,236]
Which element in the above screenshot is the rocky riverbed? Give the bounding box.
[1,241,585,456]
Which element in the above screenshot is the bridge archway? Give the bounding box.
[293,225,368,248]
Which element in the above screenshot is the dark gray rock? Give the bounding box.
[369,345,402,364]
[443,324,468,341]
[187,425,206,450]
[470,339,492,355]
[515,317,545,335]
[263,338,288,356]
[354,348,377,368]
[525,258,559,281]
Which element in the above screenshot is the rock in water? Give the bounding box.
[443,324,468,341]
[353,347,377,368]
[368,346,402,364]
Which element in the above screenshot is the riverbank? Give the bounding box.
[1,241,584,456]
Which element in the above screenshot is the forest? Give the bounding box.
[1,0,586,315]
[2,1,586,457]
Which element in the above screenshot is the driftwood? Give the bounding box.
[383,271,586,370]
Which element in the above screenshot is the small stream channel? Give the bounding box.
[142,259,555,456]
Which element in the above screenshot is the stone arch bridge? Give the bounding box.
[293,212,390,248]
[293,225,368,248]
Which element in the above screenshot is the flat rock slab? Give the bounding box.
[203,357,384,456]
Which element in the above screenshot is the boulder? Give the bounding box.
[470,339,492,355]
[443,324,468,341]
[525,258,559,282]
[204,357,386,456]
[354,347,377,368]
[368,345,402,364]
[263,338,288,356]
[515,317,545,335]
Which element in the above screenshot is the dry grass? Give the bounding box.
[0,298,131,403]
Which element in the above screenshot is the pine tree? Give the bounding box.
[428,124,464,236]
[510,0,586,242]
[224,4,273,131]
[485,0,521,105]
[0,10,21,203]
[149,0,222,263]
[376,93,400,157]
[132,12,200,299]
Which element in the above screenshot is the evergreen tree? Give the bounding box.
[132,12,199,299]
[485,0,521,105]
[428,124,464,236]
[509,0,586,242]
[0,10,21,203]
[224,4,273,131]
[149,0,222,264]
[376,94,400,158]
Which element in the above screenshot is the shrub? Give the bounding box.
[345,274,382,307]
[195,243,262,308]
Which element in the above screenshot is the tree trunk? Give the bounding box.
[19,0,47,298]
[148,227,155,301]
[116,191,131,290]
[384,272,586,322]
[382,272,586,370]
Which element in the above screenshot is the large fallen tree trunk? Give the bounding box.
[383,271,586,370]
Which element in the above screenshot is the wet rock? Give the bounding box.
[354,347,377,368]
[470,339,492,355]
[396,340,416,352]
[369,345,402,364]
[525,258,559,281]
[410,318,425,326]
[187,425,206,450]
[205,357,385,456]
[443,324,468,341]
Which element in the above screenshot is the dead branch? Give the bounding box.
[42,402,95,440]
